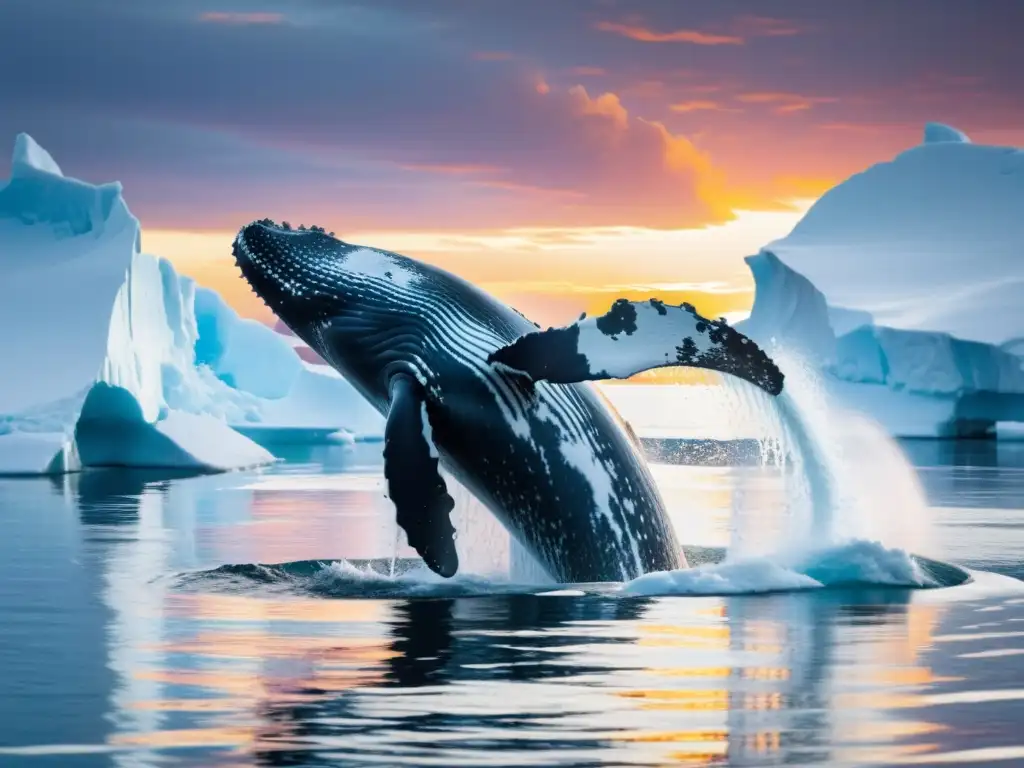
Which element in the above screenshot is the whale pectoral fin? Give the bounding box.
[488,298,785,396]
[384,374,458,578]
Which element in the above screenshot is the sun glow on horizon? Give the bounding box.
[146,199,815,328]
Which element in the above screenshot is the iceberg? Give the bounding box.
[0,134,382,475]
[741,124,1024,438]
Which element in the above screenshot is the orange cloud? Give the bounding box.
[198,11,284,24]
[418,82,739,229]
[595,15,806,46]
[670,100,740,113]
[594,21,743,46]
[648,121,733,221]
[735,92,801,103]
[472,51,514,61]
[570,85,629,130]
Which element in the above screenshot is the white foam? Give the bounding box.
[623,538,931,597]
[623,558,821,596]
[308,558,531,598]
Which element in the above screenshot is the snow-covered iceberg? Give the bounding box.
[0,134,382,475]
[741,123,1024,437]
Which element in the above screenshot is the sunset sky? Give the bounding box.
[1,0,1022,328]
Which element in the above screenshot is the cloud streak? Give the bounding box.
[2,0,1022,234]
[593,14,806,46]
[594,21,743,46]
[0,0,746,230]
[670,100,740,113]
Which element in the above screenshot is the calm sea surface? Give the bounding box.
[2,435,1024,767]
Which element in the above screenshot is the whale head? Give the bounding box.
[233,218,430,330]
[232,219,352,329]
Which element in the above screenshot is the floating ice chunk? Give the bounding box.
[0,133,382,476]
[742,124,1024,436]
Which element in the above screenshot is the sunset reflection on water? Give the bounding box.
[2,443,1024,766]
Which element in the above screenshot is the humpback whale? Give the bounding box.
[233,220,784,583]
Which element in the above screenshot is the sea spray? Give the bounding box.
[613,350,942,596]
[772,361,842,548]
[445,472,507,577]
[716,374,799,560]
[445,470,554,584]
[375,469,512,579]
[721,349,936,561]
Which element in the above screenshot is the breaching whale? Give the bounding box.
[233,220,784,583]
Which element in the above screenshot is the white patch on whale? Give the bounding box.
[533,398,641,579]
[419,401,438,459]
[578,301,714,378]
[342,247,419,289]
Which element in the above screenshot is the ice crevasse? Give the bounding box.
[0,134,382,475]
[739,123,1024,438]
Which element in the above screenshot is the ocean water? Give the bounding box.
[1,434,1024,767]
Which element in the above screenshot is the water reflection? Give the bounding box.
[2,442,1024,766]
[214,595,653,765]
[113,583,958,766]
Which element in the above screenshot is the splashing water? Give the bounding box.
[721,350,936,563]
[425,363,937,596]
[202,358,940,601]
[448,475,554,585]
[622,356,941,596]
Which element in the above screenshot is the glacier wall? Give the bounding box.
[0,134,382,475]
[740,124,1024,438]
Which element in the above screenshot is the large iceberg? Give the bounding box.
[0,134,382,475]
[741,124,1024,437]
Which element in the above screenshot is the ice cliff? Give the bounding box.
[741,123,1024,437]
[0,134,382,475]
